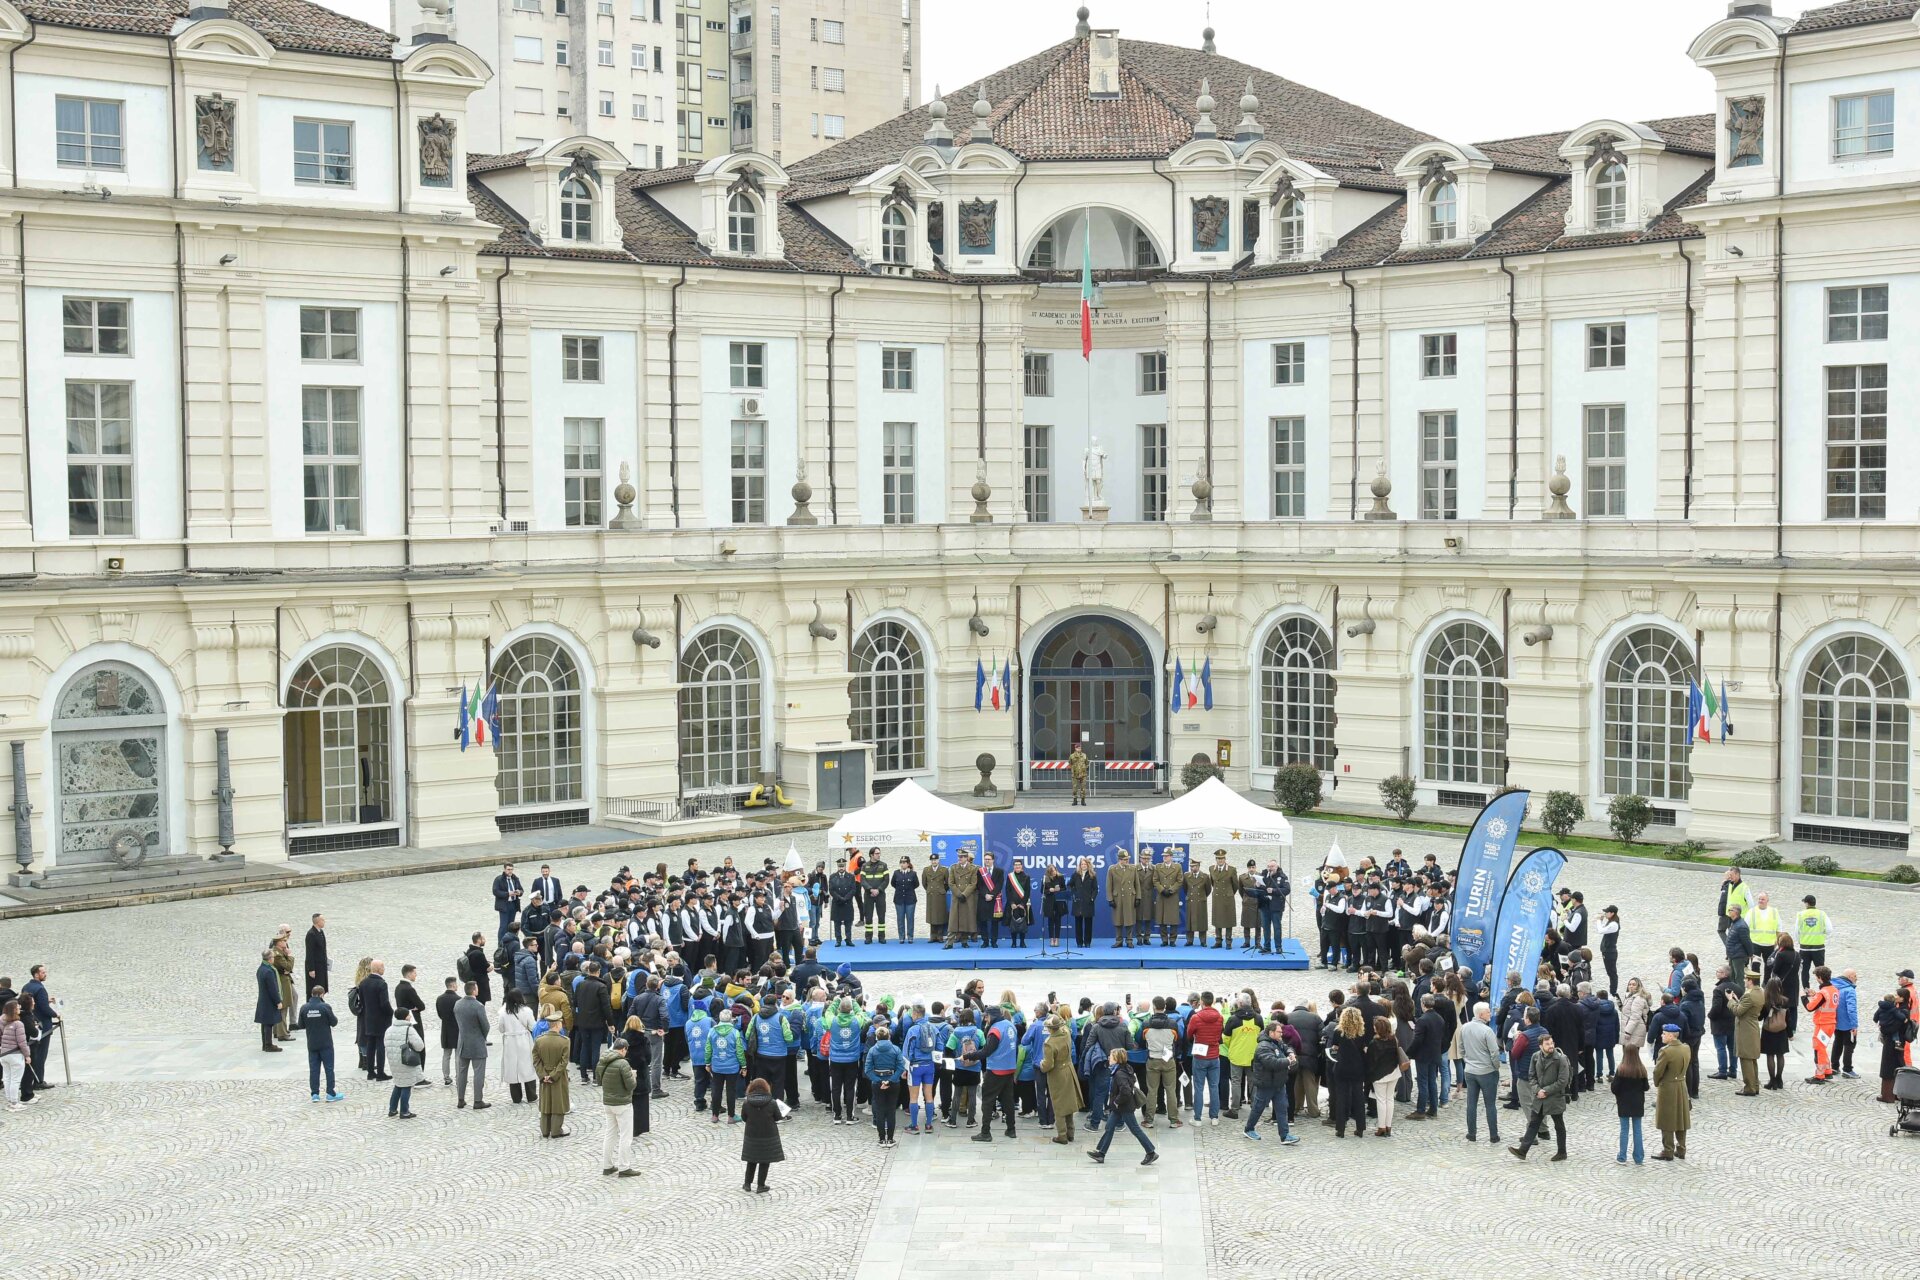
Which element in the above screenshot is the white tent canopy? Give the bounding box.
[825,778,985,852]
[1134,777,1294,852]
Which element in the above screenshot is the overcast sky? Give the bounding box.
[339,0,1788,142]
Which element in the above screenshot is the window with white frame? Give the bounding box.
[632,43,646,69]
[62,298,130,356]
[1800,633,1909,825]
[729,341,765,389]
[513,35,543,61]
[64,381,133,537]
[1140,424,1167,522]
[1833,90,1894,158]
[1426,179,1457,242]
[562,417,603,527]
[677,628,762,791]
[598,92,615,118]
[1271,341,1304,386]
[1138,351,1167,395]
[1587,322,1626,369]
[598,40,615,66]
[822,67,845,92]
[822,17,844,42]
[1825,364,1888,520]
[293,119,354,187]
[851,621,926,774]
[55,97,123,169]
[1259,616,1335,770]
[727,192,758,254]
[729,419,767,523]
[1419,411,1458,520]
[1592,161,1628,230]
[1275,194,1304,257]
[1827,285,1888,342]
[299,307,360,362]
[1271,416,1306,518]
[1602,627,1693,802]
[556,39,569,64]
[1421,621,1507,785]
[1420,332,1457,378]
[492,636,584,808]
[880,205,910,265]
[823,114,845,138]
[880,346,914,391]
[561,335,602,382]
[1583,404,1626,517]
[882,421,916,524]
[599,0,613,13]
[513,0,539,9]
[1024,352,1052,397]
[301,387,362,534]
[1023,424,1051,522]
[632,96,647,120]
[559,176,595,240]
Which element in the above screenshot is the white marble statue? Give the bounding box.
[1084,435,1107,507]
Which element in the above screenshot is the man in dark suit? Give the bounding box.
[532,864,563,910]
[357,961,394,1080]
[491,863,524,946]
[254,951,285,1053]
[434,976,461,1085]
[394,965,429,1080]
[304,913,330,998]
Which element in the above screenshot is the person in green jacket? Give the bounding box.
[595,1041,641,1176]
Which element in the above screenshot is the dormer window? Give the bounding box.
[1275,194,1304,258]
[559,175,595,241]
[880,205,910,266]
[727,192,758,254]
[1592,161,1627,231]
[1426,180,1457,242]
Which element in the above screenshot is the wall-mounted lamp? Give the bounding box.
[807,602,837,641]
[1522,625,1554,647]
[1726,244,1745,257]
[439,265,456,276]
[218,253,237,265]
[1345,618,1375,639]
[1442,535,1463,551]
[1196,613,1218,635]
[968,593,989,636]
[631,624,661,649]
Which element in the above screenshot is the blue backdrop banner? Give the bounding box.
[983,811,1134,937]
[1487,846,1568,990]
[1447,789,1530,982]
[930,834,982,864]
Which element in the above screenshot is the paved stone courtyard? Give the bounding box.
[4,819,1916,1280]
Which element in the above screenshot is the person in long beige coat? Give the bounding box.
[1731,972,1766,1095]
[1183,861,1211,945]
[1207,851,1238,947]
[923,854,950,944]
[947,854,982,946]
[1039,1015,1084,1144]
[1107,853,1139,947]
[1652,1027,1691,1159]
[1150,852,1183,945]
[532,1017,572,1138]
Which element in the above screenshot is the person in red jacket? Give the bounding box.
[1803,966,1839,1083]
[1186,992,1225,1124]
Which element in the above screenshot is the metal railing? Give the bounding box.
[606,792,747,823]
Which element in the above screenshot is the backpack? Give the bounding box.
[491,944,512,974]
[347,985,363,1016]
[1108,1065,1138,1112]
[455,952,474,984]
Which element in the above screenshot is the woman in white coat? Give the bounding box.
[498,988,538,1104]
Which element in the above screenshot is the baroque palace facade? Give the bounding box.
[1,0,1917,878]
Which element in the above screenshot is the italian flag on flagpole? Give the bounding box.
[1079,208,1094,359]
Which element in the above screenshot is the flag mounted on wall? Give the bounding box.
[1686,678,1705,742]
[1199,656,1214,711]
[1169,656,1184,714]
[1699,678,1718,743]
[989,655,1003,710]
[456,683,471,750]
[1718,676,1734,740]
[471,676,487,746]
[1079,208,1095,359]
[975,658,987,712]
[482,682,501,748]
[999,658,1012,711]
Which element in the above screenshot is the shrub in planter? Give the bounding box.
[1491,784,1531,821]
[1732,844,1782,870]
[1884,862,1920,885]
[1666,838,1712,862]
[1540,791,1585,839]
[1606,793,1653,845]
[1180,755,1223,790]
[1379,774,1418,822]
[1799,854,1840,877]
[1273,763,1323,816]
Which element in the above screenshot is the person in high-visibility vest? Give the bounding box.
[1803,965,1839,1082]
[1900,970,1918,1068]
[1795,895,1830,990]
[1748,893,1782,951]
[1717,870,1753,939]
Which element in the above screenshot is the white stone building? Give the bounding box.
[0,0,1916,881]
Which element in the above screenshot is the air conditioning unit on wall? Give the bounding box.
[738,397,762,417]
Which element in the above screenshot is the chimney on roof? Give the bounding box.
[1193,78,1216,140]
[410,0,454,44]
[1088,29,1120,99]
[1202,26,1216,54]
[186,0,232,17]
[1234,79,1262,143]
[924,86,952,146]
[1075,6,1092,38]
[969,83,993,144]
[1726,2,1772,15]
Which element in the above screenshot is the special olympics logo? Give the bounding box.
[1487,818,1509,839]
[1016,827,1038,849]
[1082,827,1104,846]
[1521,868,1547,895]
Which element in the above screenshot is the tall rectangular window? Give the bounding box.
[299,307,360,362]
[556,40,569,64]
[1826,364,1888,519]
[1137,351,1167,395]
[632,43,647,69]
[293,119,354,187]
[1272,341,1305,386]
[1420,332,1457,378]
[65,381,133,537]
[599,92,615,118]
[729,419,767,524]
[822,18,845,42]
[1023,424,1051,522]
[1583,404,1626,517]
[1827,285,1889,342]
[562,335,602,382]
[598,40,615,66]
[1271,415,1306,518]
[301,386,362,534]
[1833,90,1894,158]
[881,347,915,391]
[55,97,123,169]
[61,298,131,356]
[1419,410,1458,520]
[1139,424,1167,522]
[729,341,766,388]
[1024,352,1052,396]
[563,417,604,527]
[882,421,916,524]
[1586,322,1626,369]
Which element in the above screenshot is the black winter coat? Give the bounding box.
[1249,1037,1293,1091]
[739,1093,786,1163]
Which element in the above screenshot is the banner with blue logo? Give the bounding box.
[1487,846,1568,990]
[1446,789,1529,983]
[930,834,982,864]
[983,811,1134,938]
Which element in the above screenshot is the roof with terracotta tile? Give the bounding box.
[17,0,397,59]
[1789,0,1920,33]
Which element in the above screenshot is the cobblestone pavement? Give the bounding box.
[3,819,1916,1279]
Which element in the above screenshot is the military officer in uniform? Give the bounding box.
[923,851,951,945]
[1207,850,1239,949]
[1133,856,1154,946]
[1068,744,1090,806]
[1150,849,1184,947]
[946,851,982,949]
[1106,851,1139,948]
[1183,858,1212,946]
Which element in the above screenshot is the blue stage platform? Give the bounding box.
[813,937,1310,972]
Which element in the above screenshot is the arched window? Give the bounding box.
[1592,161,1628,230]
[1800,634,1909,824]
[880,204,910,265]
[679,627,763,790]
[1421,621,1506,784]
[559,175,595,242]
[1258,617,1334,770]
[1426,180,1457,242]
[1275,194,1305,258]
[285,646,392,828]
[52,661,168,867]
[1601,628,1692,802]
[850,621,926,773]
[727,191,758,254]
[493,636,583,808]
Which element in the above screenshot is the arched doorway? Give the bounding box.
[283,644,397,851]
[1026,615,1157,792]
[51,661,169,868]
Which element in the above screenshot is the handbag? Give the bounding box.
[401,1034,423,1069]
[1763,1005,1787,1035]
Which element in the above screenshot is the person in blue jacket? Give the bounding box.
[864,1023,906,1146]
[825,997,870,1124]
[1832,970,1860,1078]
[946,1010,984,1128]
[1018,1002,1051,1124]
[901,1002,938,1135]
[684,1000,716,1112]
[970,1006,1021,1143]
[661,974,691,1078]
[804,993,832,1105]
[704,1008,749,1123]
[750,1002,794,1098]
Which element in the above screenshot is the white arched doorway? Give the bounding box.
[283,641,403,852]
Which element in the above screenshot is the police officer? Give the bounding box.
[1068,744,1090,806]
[1795,895,1830,989]
[827,858,859,947]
